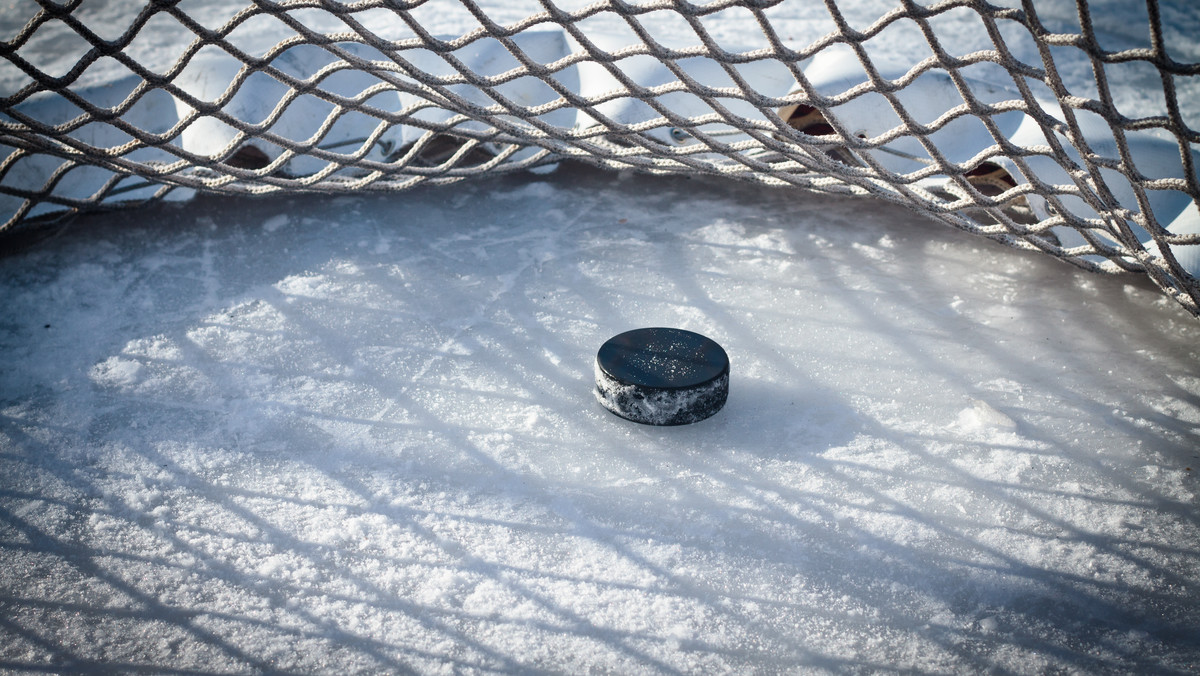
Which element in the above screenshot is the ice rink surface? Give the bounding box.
[3,165,1198,673]
[3,0,1200,673]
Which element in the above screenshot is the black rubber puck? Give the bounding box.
[594,327,729,425]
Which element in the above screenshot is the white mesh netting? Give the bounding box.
[3,0,1199,315]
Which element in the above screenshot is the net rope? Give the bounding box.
[3,0,1199,315]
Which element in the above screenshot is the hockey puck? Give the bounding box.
[594,327,729,425]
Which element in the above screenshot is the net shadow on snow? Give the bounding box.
[1,165,1198,673]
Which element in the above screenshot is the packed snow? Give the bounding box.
[4,164,1199,673]
[3,0,1200,674]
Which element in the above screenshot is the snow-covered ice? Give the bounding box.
[2,165,1198,673]
[3,0,1200,673]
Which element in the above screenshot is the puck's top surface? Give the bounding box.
[596,327,728,390]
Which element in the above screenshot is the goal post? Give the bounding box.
[2,0,1198,315]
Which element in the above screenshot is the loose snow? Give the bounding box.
[2,0,1200,674]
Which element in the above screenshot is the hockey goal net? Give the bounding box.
[3,0,1199,315]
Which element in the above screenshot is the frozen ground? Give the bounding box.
[2,165,1199,673]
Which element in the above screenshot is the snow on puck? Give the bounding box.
[594,327,729,425]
